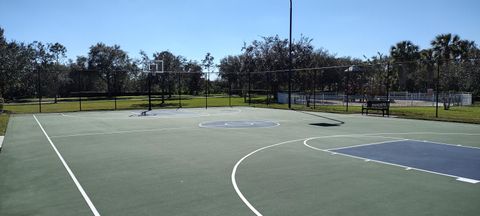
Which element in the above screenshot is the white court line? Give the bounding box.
[457,178,480,184]
[232,138,307,216]
[416,139,480,150]
[232,132,480,216]
[326,139,408,151]
[33,115,100,216]
[352,135,480,150]
[303,137,480,184]
[50,127,193,138]
[375,136,480,150]
[232,135,362,216]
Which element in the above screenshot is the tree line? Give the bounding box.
[218,35,480,99]
[1,26,479,102]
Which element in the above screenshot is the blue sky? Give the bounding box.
[1,0,479,64]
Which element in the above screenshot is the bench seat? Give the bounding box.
[362,100,390,117]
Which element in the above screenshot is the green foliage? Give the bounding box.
[390,41,420,90]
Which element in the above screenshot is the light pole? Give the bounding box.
[288,0,293,109]
[435,62,440,118]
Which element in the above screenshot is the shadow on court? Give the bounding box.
[309,122,342,127]
[296,110,345,126]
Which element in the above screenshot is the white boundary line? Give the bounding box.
[352,134,480,150]
[231,138,307,216]
[50,127,193,138]
[33,115,101,216]
[326,139,408,151]
[231,132,480,216]
[416,139,480,150]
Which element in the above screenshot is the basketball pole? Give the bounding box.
[113,70,117,110]
[148,72,152,111]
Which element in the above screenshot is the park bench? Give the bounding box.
[362,100,390,117]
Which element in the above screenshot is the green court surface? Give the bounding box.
[1,107,479,216]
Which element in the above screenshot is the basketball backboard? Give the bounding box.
[143,60,164,74]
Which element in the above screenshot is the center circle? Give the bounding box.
[199,120,279,128]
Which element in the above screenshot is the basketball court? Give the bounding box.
[1,107,479,215]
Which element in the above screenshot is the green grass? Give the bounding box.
[391,105,480,124]
[4,96,480,124]
[0,113,9,136]
[254,103,358,114]
[254,103,480,124]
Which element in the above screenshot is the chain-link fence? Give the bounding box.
[2,59,479,118]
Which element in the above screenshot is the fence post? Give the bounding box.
[313,70,317,109]
[248,70,251,106]
[266,72,270,106]
[114,70,117,110]
[229,79,232,107]
[205,71,208,109]
[178,72,182,108]
[38,68,42,113]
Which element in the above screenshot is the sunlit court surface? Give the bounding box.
[1,107,479,215]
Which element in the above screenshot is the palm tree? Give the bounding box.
[456,39,476,61]
[430,33,471,109]
[419,49,435,89]
[431,33,462,63]
[390,41,420,90]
